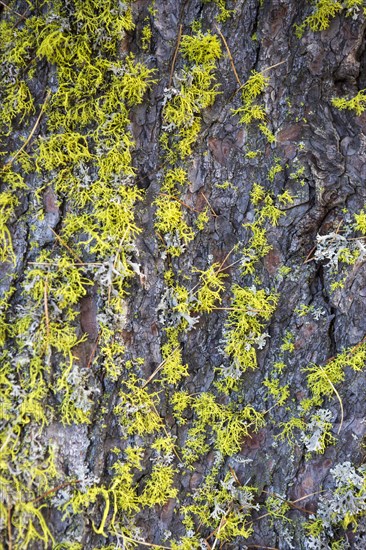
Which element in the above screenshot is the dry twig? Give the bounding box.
[30,480,81,504]
[86,332,101,369]
[5,90,51,168]
[215,25,242,86]
[161,192,200,213]
[44,276,50,343]
[7,507,12,550]
[141,347,180,388]
[201,191,218,217]
[169,24,183,87]
[0,0,23,17]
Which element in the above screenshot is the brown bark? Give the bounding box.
[2,1,366,549]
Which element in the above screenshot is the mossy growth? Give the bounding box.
[114,374,163,436]
[155,30,221,254]
[162,30,221,160]
[354,208,366,233]
[240,183,292,275]
[232,69,278,143]
[305,340,366,407]
[224,285,278,372]
[295,0,366,37]
[204,0,233,22]
[180,391,265,466]
[0,191,18,264]
[141,17,152,51]
[263,377,290,406]
[279,340,366,456]
[296,0,342,36]
[182,466,258,543]
[160,327,190,385]
[233,71,269,124]
[192,262,228,313]
[332,89,366,116]
[64,446,177,539]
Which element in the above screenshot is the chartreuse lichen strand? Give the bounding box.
[295,0,365,37]
[332,89,366,116]
[225,285,278,372]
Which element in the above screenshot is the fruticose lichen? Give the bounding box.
[1,1,366,549]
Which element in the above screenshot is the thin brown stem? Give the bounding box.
[218,258,242,273]
[86,332,101,369]
[261,60,287,73]
[141,347,180,388]
[292,490,325,503]
[7,507,12,550]
[228,465,241,486]
[5,90,51,168]
[30,480,81,504]
[200,191,218,217]
[122,535,171,550]
[107,229,129,304]
[260,489,313,515]
[213,306,264,313]
[150,401,182,461]
[14,7,29,27]
[335,219,344,234]
[49,227,83,263]
[160,192,200,212]
[304,245,316,264]
[215,25,242,86]
[169,24,183,87]
[211,509,231,549]
[231,59,287,101]
[0,0,23,17]
[44,277,50,343]
[217,246,236,272]
[28,261,104,267]
[318,365,344,434]
[247,546,279,550]
[205,506,232,545]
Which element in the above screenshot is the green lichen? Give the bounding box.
[306,341,366,406]
[295,0,365,37]
[141,19,152,51]
[224,285,278,372]
[193,262,228,313]
[0,192,17,263]
[233,70,269,124]
[204,0,233,22]
[160,327,189,385]
[332,89,366,116]
[354,208,366,233]
[139,464,177,507]
[182,467,257,542]
[114,374,163,436]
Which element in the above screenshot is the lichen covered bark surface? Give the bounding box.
[1,1,366,548]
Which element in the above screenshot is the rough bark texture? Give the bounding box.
[2,1,366,549]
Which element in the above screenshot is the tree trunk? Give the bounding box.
[2,1,366,548]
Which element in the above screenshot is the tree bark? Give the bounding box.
[1,1,366,549]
